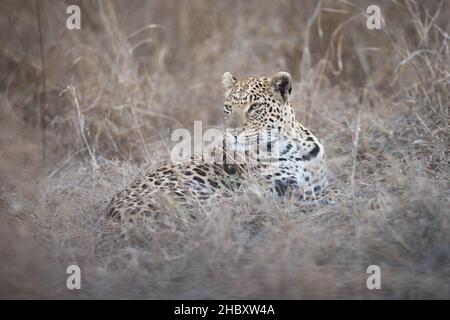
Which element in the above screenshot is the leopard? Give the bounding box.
[105,71,329,226]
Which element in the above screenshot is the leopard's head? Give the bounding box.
[221,71,295,148]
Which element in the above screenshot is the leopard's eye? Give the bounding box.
[248,103,264,113]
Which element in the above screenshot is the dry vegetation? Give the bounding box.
[0,0,449,299]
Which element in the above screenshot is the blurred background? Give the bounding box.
[2,0,447,165]
[0,0,448,299]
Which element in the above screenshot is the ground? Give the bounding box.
[0,0,449,299]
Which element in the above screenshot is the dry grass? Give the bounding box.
[0,0,449,299]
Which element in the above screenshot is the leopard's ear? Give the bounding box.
[269,71,292,101]
[222,72,237,97]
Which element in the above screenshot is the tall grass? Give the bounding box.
[0,0,449,299]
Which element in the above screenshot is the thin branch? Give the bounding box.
[35,0,47,165]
